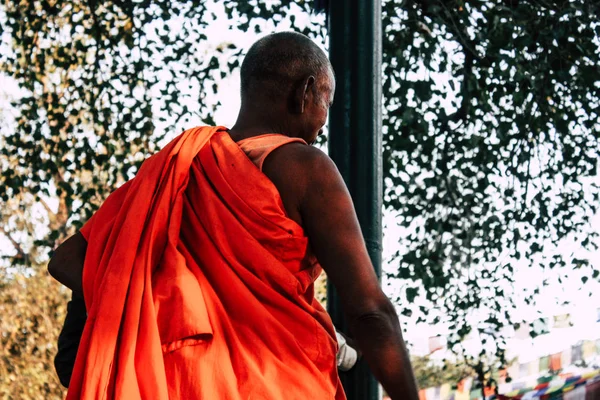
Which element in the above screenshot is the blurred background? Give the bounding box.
[1,1,599,399]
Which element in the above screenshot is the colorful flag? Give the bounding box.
[563,385,586,400]
[498,383,513,395]
[571,343,583,363]
[519,363,529,377]
[469,389,481,400]
[561,347,572,367]
[528,360,539,376]
[539,355,550,372]
[520,390,537,400]
[550,353,562,372]
[484,386,495,398]
[581,370,599,380]
[553,313,572,329]
[426,387,437,400]
[497,370,600,399]
[454,390,470,400]
[583,340,596,360]
[440,384,452,400]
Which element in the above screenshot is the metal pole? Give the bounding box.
[327,1,383,399]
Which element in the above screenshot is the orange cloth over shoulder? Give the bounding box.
[70,126,345,400]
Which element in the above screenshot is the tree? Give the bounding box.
[410,354,474,390]
[378,0,600,383]
[0,268,68,399]
[1,0,599,393]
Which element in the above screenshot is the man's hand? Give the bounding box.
[335,330,359,371]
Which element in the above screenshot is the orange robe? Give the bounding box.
[69,126,345,399]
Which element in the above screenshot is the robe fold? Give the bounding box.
[69,126,345,399]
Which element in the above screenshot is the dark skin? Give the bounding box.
[49,233,86,298]
[49,61,419,400]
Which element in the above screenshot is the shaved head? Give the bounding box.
[240,32,333,99]
[231,32,335,145]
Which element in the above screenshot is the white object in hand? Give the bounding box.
[335,331,358,371]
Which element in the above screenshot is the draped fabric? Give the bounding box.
[70,126,344,399]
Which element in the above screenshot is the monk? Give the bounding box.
[48,31,419,400]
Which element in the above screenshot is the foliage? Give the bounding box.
[411,354,475,389]
[0,270,68,399]
[314,271,328,306]
[0,0,230,261]
[380,0,600,376]
[1,0,600,393]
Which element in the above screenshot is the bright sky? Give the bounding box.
[1,2,598,357]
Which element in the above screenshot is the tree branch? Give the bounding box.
[415,0,487,123]
[87,0,103,129]
[37,195,55,217]
[1,228,26,260]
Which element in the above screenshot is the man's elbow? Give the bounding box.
[48,253,63,282]
[47,233,88,295]
[349,299,400,334]
[48,244,71,285]
[353,306,397,328]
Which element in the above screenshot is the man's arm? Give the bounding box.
[54,291,87,388]
[264,144,419,400]
[48,232,87,296]
[48,233,88,387]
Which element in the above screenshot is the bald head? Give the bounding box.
[231,32,335,145]
[240,32,333,99]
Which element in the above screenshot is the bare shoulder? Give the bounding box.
[266,141,332,164]
[263,142,339,185]
[262,142,342,193]
[261,142,340,225]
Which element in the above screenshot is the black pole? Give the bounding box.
[327,1,383,399]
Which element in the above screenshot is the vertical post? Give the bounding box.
[327,1,382,400]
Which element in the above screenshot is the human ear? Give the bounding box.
[293,75,316,114]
